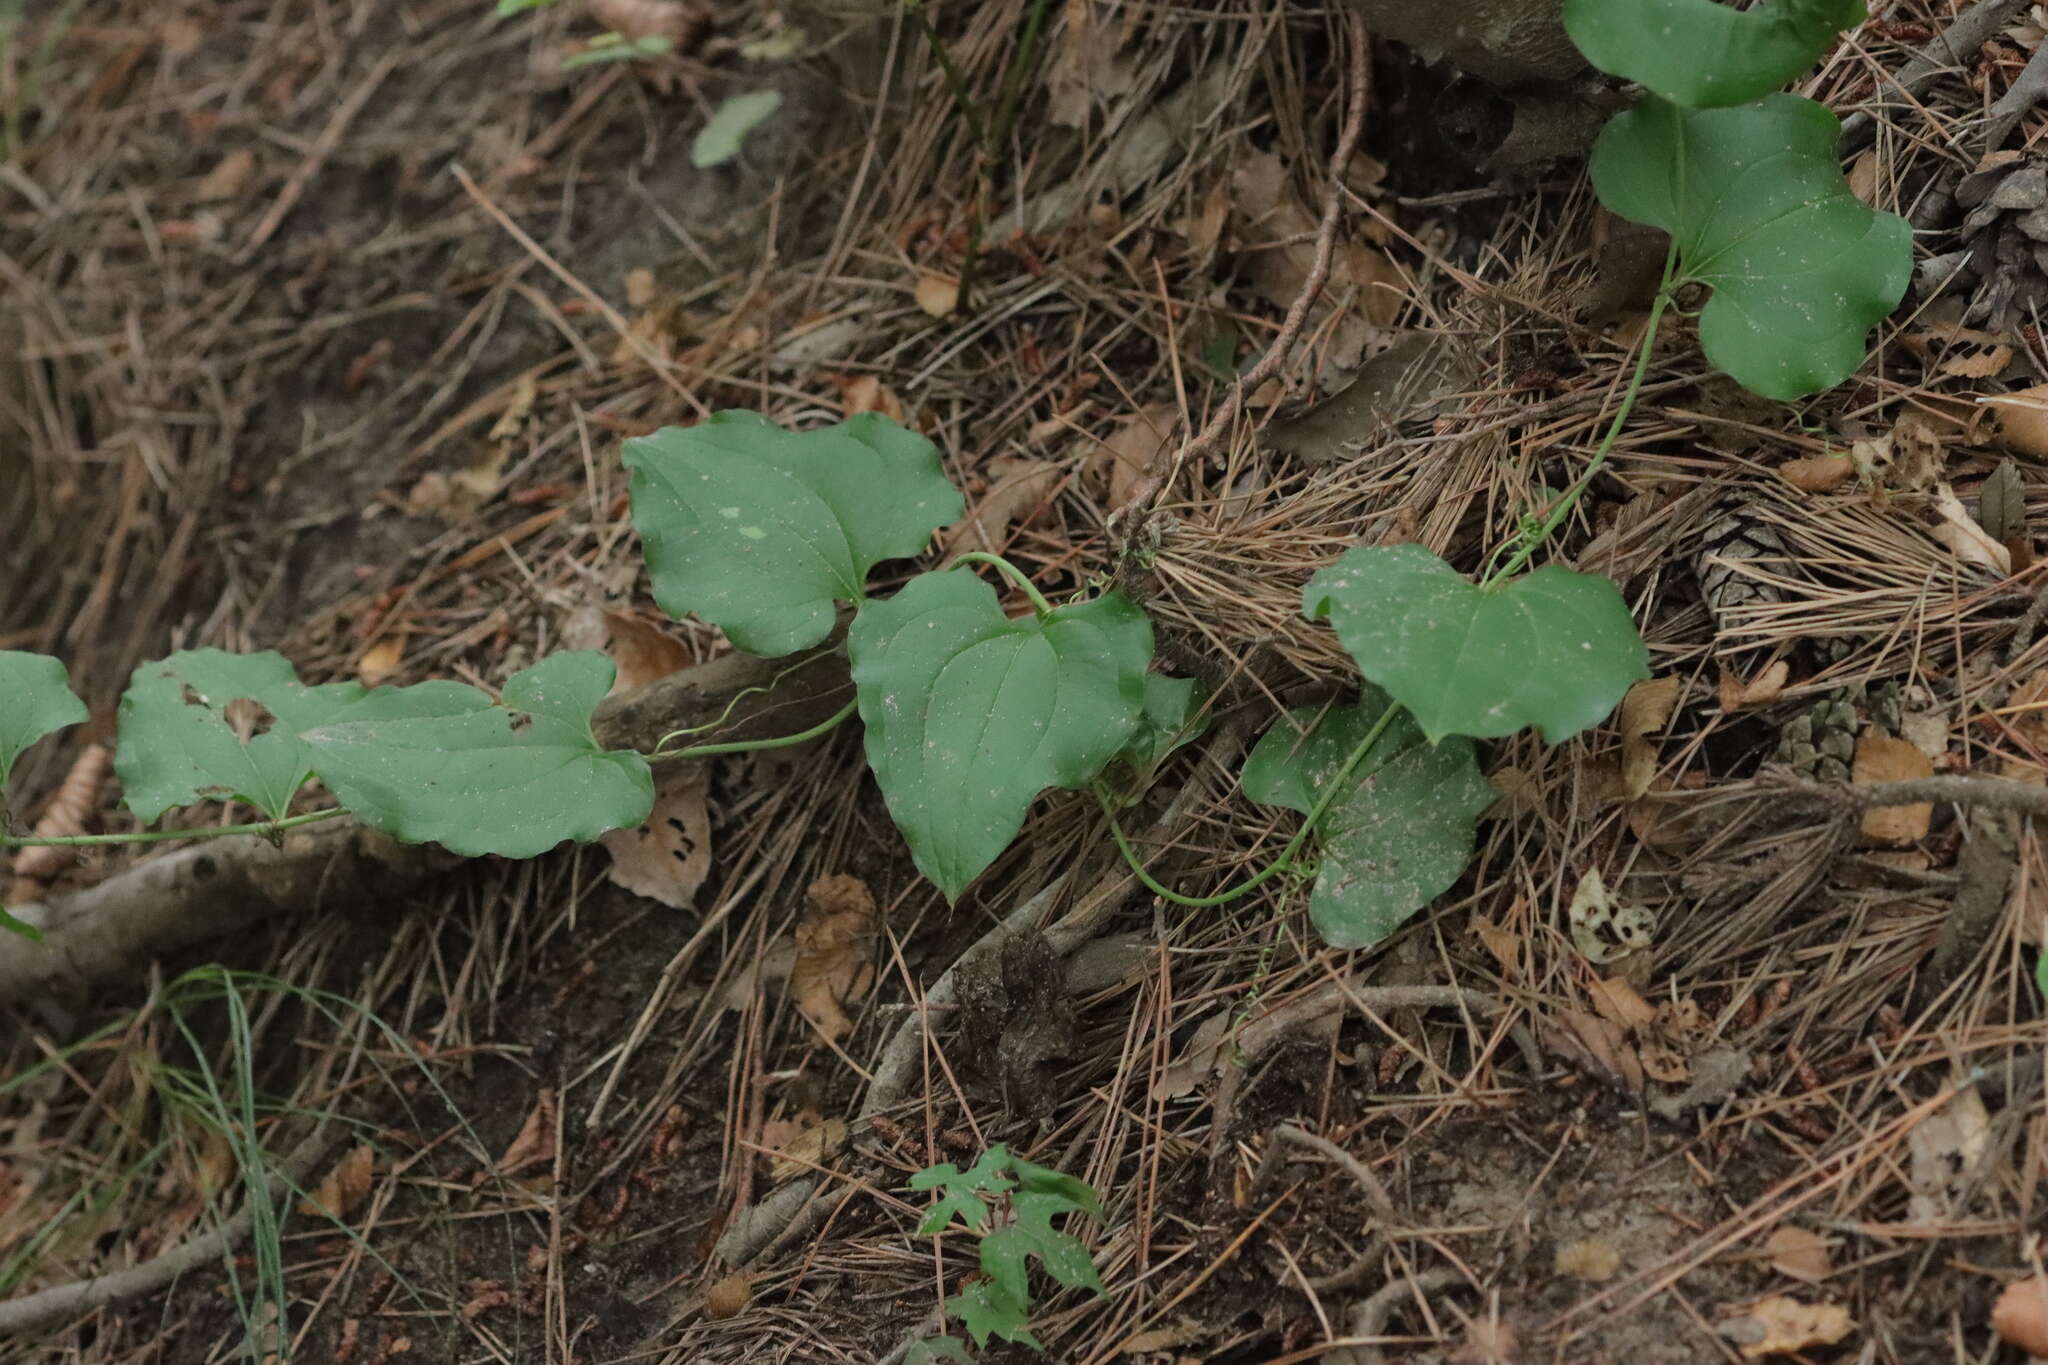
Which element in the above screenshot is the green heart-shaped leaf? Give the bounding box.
[116,650,360,822]
[1115,673,1207,776]
[1592,93,1912,400]
[1242,697,1493,948]
[1304,544,1647,744]
[850,571,1151,901]
[0,651,88,793]
[624,411,965,657]
[1564,0,1863,108]
[297,652,653,858]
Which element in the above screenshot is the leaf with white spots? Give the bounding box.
[1242,696,1492,948]
[1564,0,1862,108]
[1304,544,1647,744]
[623,411,964,657]
[1592,93,1911,399]
[849,571,1151,902]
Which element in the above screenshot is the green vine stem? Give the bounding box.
[948,551,1058,619]
[649,696,858,762]
[1,806,347,851]
[1484,240,1679,587]
[1097,701,1402,909]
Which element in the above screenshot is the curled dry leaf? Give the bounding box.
[1929,482,2012,576]
[1718,1296,1853,1358]
[601,609,692,692]
[1852,731,1934,845]
[1567,868,1655,963]
[1986,383,2048,459]
[408,443,507,524]
[1718,659,1789,710]
[914,271,960,318]
[1619,675,1681,799]
[1545,1007,1644,1093]
[704,1273,753,1321]
[1777,453,1854,492]
[498,1089,558,1175]
[1978,457,2028,545]
[357,636,405,686]
[1587,976,1655,1031]
[1763,1225,1832,1283]
[941,456,1061,556]
[298,1144,375,1218]
[1993,1275,2048,1356]
[1231,151,1404,370]
[601,767,712,909]
[791,874,877,1044]
[761,1113,848,1183]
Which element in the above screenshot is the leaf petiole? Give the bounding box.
[1,806,348,850]
[648,697,857,761]
[1097,700,1402,909]
[1484,239,1677,587]
[947,551,1058,619]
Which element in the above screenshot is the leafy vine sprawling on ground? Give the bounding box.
[8,0,2048,1361]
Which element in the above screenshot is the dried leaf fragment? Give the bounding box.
[791,874,877,1043]
[298,1144,375,1218]
[497,1089,558,1175]
[941,457,1061,556]
[1987,383,2048,458]
[1619,675,1681,798]
[195,148,257,203]
[705,1273,753,1320]
[1929,482,2012,576]
[1718,1296,1853,1358]
[1852,732,1934,845]
[1554,1237,1620,1283]
[1089,405,1177,510]
[601,609,692,691]
[915,271,960,318]
[1992,1275,2048,1356]
[1979,458,2027,545]
[601,767,712,909]
[1777,453,1854,492]
[1763,1225,1832,1283]
[1718,659,1788,710]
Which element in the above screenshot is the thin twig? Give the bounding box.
[1796,773,2048,817]
[0,1124,340,1337]
[1115,9,1369,523]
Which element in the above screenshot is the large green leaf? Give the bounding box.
[849,570,1151,901]
[981,1190,1106,1302]
[1592,93,1912,400]
[0,651,88,793]
[116,650,359,823]
[624,411,965,657]
[297,652,653,858]
[1303,544,1647,744]
[1242,698,1493,948]
[1564,0,1863,108]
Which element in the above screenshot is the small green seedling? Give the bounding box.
[907,1145,1106,1354]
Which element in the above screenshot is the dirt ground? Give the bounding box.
[5,1,2048,1362]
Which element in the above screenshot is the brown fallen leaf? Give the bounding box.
[1978,457,2028,546]
[357,636,405,686]
[762,1114,848,1183]
[828,372,905,422]
[298,1144,375,1218]
[1554,1237,1620,1283]
[1905,1084,1989,1222]
[1992,1275,2048,1356]
[1718,659,1789,710]
[1763,1225,1832,1283]
[1231,151,1404,370]
[1045,0,1135,128]
[1088,405,1177,510]
[1619,675,1681,799]
[1852,732,1934,845]
[497,1089,557,1175]
[602,609,692,691]
[1987,383,2048,459]
[1627,770,1712,850]
[915,271,960,318]
[1567,868,1655,964]
[1586,976,1656,1031]
[601,767,712,909]
[407,444,508,524]
[1546,1007,1644,1093]
[1719,1295,1853,1358]
[1778,453,1855,492]
[195,148,257,203]
[791,874,878,1043]
[942,456,1061,556]
[704,1273,753,1321]
[587,0,704,46]
[1939,343,2013,378]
